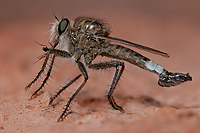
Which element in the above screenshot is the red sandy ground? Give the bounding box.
[0,1,200,132]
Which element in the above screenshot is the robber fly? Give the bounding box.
[25,16,192,122]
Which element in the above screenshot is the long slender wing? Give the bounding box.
[94,35,170,58]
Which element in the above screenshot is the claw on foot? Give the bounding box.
[31,94,37,99]
[56,109,74,122]
[57,113,67,122]
[25,86,31,91]
[30,90,44,99]
[49,97,55,105]
[119,108,125,113]
[57,117,64,122]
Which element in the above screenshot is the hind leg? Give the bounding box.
[88,60,125,112]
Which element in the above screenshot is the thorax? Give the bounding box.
[69,17,110,53]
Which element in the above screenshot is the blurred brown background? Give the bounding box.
[0,0,200,132]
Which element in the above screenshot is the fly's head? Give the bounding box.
[49,17,71,49]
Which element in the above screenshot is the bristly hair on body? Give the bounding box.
[49,17,71,51]
[49,19,59,43]
[74,16,112,34]
[26,16,192,122]
[49,16,112,50]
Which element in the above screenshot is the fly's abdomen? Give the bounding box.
[101,44,165,75]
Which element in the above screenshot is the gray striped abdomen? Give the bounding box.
[101,44,165,75]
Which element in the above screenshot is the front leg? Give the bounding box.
[25,41,61,91]
[25,52,51,92]
[31,54,56,99]
[26,47,72,99]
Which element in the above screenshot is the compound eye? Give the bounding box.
[58,18,69,35]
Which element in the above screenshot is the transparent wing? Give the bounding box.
[94,35,170,58]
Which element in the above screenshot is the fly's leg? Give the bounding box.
[31,54,56,99]
[87,60,125,113]
[27,47,72,99]
[25,41,59,91]
[25,52,50,91]
[108,63,125,113]
[57,60,88,122]
[49,74,82,105]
